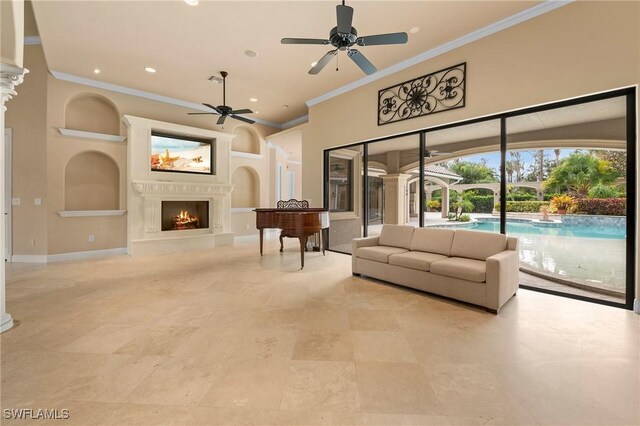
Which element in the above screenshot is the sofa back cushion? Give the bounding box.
[450,229,507,261]
[378,225,415,249]
[410,227,456,256]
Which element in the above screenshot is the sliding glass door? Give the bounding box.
[323,88,636,309]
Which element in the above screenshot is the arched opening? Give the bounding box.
[64,93,120,135]
[65,151,120,210]
[231,166,260,208]
[232,126,260,154]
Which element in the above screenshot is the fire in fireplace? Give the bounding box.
[161,201,209,231]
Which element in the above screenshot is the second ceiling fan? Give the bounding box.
[188,71,254,125]
[281,0,408,75]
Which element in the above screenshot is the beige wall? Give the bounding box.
[6,44,279,255]
[64,151,119,211]
[231,166,259,208]
[5,44,47,256]
[300,1,640,300]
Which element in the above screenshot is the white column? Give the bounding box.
[1,63,28,333]
[379,174,411,225]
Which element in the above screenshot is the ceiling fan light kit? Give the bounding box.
[281,0,408,75]
[188,71,255,125]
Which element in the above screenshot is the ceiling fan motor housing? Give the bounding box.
[330,26,357,50]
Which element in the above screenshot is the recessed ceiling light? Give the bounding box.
[249,98,258,102]
[282,105,289,109]
[311,61,318,67]
[144,67,157,73]
[93,68,101,74]
[244,50,258,58]
[254,111,259,114]
[409,27,420,34]
[184,0,198,5]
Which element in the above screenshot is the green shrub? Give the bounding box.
[575,198,626,216]
[426,200,441,211]
[588,184,620,199]
[458,214,471,222]
[466,195,494,213]
[508,193,537,201]
[494,201,550,213]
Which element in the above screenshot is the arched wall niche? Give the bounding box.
[231,166,260,208]
[232,126,261,154]
[65,151,120,211]
[64,92,120,135]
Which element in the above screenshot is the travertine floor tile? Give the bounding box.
[199,357,289,409]
[279,360,360,412]
[356,361,444,415]
[291,329,353,361]
[2,240,638,426]
[351,330,416,363]
[127,356,224,407]
[347,309,400,331]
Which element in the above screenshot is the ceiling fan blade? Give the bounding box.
[309,50,337,75]
[203,103,223,114]
[281,38,330,45]
[231,114,255,125]
[217,115,226,125]
[347,49,377,75]
[187,112,217,115]
[336,4,354,34]
[231,108,253,115]
[357,32,408,46]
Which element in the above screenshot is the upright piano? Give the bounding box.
[254,205,330,269]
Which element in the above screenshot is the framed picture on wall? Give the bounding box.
[150,131,214,175]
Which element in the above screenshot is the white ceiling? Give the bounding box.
[31,0,541,126]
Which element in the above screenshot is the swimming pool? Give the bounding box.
[471,220,626,239]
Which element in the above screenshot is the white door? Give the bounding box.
[287,171,295,199]
[3,129,11,262]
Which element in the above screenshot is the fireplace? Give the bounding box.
[161,201,209,231]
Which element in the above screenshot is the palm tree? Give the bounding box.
[451,192,474,220]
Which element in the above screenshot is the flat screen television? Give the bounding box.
[150,132,214,175]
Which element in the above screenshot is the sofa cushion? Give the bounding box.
[378,225,415,249]
[430,257,487,283]
[356,246,408,263]
[450,229,507,261]
[388,251,449,272]
[410,227,456,256]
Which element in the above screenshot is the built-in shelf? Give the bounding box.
[58,210,126,217]
[58,128,126,143]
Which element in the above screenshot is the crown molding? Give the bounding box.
[24,36,41,45]
[282,114,308,129]
[49,70,283,129]
[306,0,573,108]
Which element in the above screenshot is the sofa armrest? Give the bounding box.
[486,249,520,312]
[352,236,380,273]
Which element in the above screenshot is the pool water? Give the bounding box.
[472,220,626,239]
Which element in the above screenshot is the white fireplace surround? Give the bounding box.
[124,115,235,256]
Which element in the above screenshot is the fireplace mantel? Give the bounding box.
[132,181,233,198]
[125,116,235,256]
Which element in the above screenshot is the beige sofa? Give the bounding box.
[352,225,519,313]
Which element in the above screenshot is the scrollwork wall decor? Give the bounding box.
[378,62,466,126]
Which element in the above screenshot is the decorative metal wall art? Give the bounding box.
[378,62,466,126]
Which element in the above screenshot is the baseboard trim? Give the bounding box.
[47,248,128,263]
[11,255,48,263]
[634,299,640,314]
[234,234,259,243]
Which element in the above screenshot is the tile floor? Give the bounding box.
[1,239,638,425]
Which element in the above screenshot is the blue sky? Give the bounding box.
[151,135,209,154]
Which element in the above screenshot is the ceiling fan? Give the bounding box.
[425,150,452,158]
[188,71,254,125]
[281,0,408,75]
